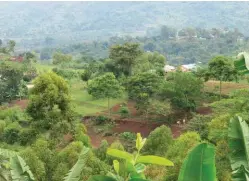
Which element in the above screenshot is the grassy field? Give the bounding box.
[204,80,249,95]
[70,80,127,116]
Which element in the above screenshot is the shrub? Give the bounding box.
[0,120,6,135]
[3,128,19,144]
[3,122,21,144]
[0,106,26,122]
[94,115,109,125]
[119,132,136,141]
[142,125,173,156]
[119,106,130,118]
[19,128,38,146]
[20,148,46,181]
[58,141,84,168]
[52,163,69,181]
[186,114,212,140]
[165,132,201,181]
[74,123,91,147]
[94,140,109,161]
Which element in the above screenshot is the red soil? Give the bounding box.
[196,106,213,115]
[9,99,29,110]
[86,117,183,148]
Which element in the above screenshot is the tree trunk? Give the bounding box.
[219,80,222,100]
[108,97,111,117]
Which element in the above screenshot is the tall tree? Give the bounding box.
[0,62,24,104]
[87,72,123,116]
[26,72,74,131]
[109,43,142,76]
[207,56,237,100]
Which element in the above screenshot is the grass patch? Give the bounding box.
[70,80,127,116]
[204,80,249,96]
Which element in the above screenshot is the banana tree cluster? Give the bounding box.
[0,148,34,181]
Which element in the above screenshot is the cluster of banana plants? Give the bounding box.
[228,116,249,180]
[0,148,34,181]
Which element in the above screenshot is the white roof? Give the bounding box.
[164,65,176,72]
[181,63,196,70]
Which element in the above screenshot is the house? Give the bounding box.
[180,63,197,72]
[164,65,176,73]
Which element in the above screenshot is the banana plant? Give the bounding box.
[178,142,216,181]
[228,116,249,180]
[234,52,249,75]
[0,148,34,181]
[87,133,174,181]
[64,147,90,181]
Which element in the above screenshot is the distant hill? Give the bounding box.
[1,1,249,46]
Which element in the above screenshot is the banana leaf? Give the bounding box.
[228,116,249,181]
[234,52,249,75]
[64,147,90,181]
[10,155,35,181]
[178,142,216,181]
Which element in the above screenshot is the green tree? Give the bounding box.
[165,132,201,181]
[161,72,203,112]
[52,52,72,65]
[0,62,24,104]
[142,125,173,156]
[81,70,92,85]
[109,43,142,76]
[87,72,123,116]
[26,72,73,131]
[207,56,237,100]
[127,72,163,116]
[187,114,212,140]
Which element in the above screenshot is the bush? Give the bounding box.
[119,132,136,141]
[142,125,173,156]
[52,68,79,80]
[3,122,21,144]
[3,128,19,144]
[0,106,27,122]
[186,114,212,140]
[119,106,130,118]
[19,128,38,146]
[165,132,201,181]
[94,140,109,161]
[0,120,6,136]
[74,123,91,147]
[94,115,109,125]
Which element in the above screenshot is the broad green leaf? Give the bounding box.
[137,155,173,166]
[178,143,216,181]
[107,148,133,161]
[235,52,249,74]
[113,160,120,174]
[107,172,124,181]
[232,165,249,181]
[87,175,117,181]
[10,155,35,181]
[228,116,249,180]
[129,179,149,181]
[64,147,90,181]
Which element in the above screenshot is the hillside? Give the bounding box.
[1,1,249,45]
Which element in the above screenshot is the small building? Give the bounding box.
[180,63,197,72]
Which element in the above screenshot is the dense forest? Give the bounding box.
[36,26,247,65]
[2,2,249,181]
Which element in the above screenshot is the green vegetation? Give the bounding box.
[2,13,249,180]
